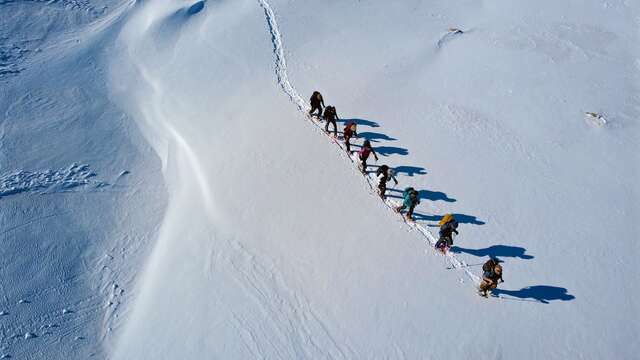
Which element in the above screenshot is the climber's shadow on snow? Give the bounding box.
[450,245,533,259]
[493,286,575,304]
[419,189,455,202]
[394,166,427,177]
[348,142,409,158]
[387,188,453,202]
[339,118,380,128]
[413,213,485,225]
[358,132,397,143]
[376,146,409,157]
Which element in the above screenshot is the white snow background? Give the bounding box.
[0,0,638,359]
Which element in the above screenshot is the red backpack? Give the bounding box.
[359,147,371,158]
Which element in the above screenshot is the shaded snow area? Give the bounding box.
[0,1,164,358]
[1,0,639,359]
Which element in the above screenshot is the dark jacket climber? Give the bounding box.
[323,105,339,136]
[309,91,325,117]
[376,165,398,199]
[479,259,504,296]
[435,216,459,250]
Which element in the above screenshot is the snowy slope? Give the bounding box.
[1,0,639,359]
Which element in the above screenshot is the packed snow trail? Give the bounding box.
[258,0,306,112]
[258,0,481,286]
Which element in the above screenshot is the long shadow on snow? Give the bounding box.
[358,132,397,142]
[412,212,485,225]
[339,117,450,212]
[376,146,409,157]
[493,286,575,304]
[387,188,454,202]
[338,118,380,128]
[450,245,533,259]
[394,166,427,177]
[327,116,568,305]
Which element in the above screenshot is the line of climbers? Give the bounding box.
[309,90,504,297]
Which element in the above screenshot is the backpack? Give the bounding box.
[324,106,335,117]
[344,123,356,136]
[310,92,322,104]
[376,165,389,177]
[439,213,454,226]
[482,260,494,273]
[358,146,371,158]
[403,187,415,198]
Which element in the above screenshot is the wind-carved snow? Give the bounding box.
[0,39,33,78]
[0,0,103,13]
[0,163,106,198]
[258,0,481,286]
[220,240,352,359]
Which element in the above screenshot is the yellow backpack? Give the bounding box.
[439,214,454,226]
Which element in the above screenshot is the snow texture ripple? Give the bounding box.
[0,163,105,198]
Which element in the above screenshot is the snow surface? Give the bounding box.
[1,0,639,359]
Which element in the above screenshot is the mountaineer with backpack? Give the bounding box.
[376,165,398,199]
[435,214,459,251]
[479,258,504,297]
[396,187,420,221]
[323,105,339,137]
[309,91,325,118]
[357,140,378,173]
[343,122,357,153]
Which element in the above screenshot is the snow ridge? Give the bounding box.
[258,0,481,286]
